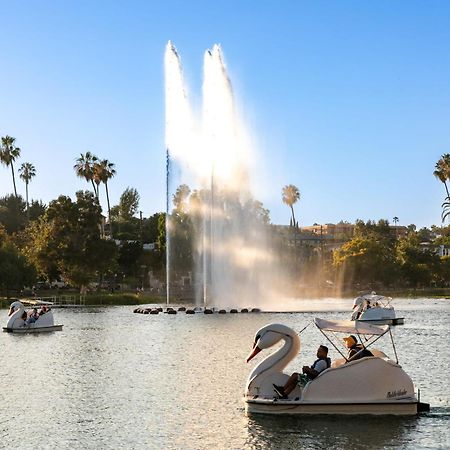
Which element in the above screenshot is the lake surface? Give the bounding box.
[1,298,449,449]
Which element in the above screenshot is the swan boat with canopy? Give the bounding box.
[351,292,404,325]
[245,318,428,415]
[3,300,63,333]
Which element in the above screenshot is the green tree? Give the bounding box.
[172,184,191,213]
[28,200,46,222]
[282,184,300,227]
[117,241,143,277]
[0,195,26,233]
[26,191,117,289]
[18,162,36,223]
[396,233,440,288]
[333,226,397,288]
[0,226,36,297]
[118,187,140,221]
[0,135,21,197]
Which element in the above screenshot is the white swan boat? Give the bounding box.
[245,318,428,415]
[3,300,63,333]
[351,292,404,325]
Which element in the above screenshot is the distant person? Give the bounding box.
[273,345,331,399]
[344,335,373,361]
[27,308,39,324]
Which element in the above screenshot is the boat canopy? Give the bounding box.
[314,318,389,336]
[21,299,54,306]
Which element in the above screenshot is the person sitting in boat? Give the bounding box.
[273,345,331,399]
[39,305,49,315]
[343,335,373,361]
[26,308,40,325]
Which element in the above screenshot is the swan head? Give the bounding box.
[8,301,23,316]
[246,323,297,363]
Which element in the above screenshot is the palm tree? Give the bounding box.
[0,135,21,197]
[18,162,36,222]
[442,197,450,223]
[94,159,116,237]
[392,216,399,239]
[282,184,300,227]
[74,152,99,196]
[433,154,450,198]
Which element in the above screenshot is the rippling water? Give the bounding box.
[1,298,449,449]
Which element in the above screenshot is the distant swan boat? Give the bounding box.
[351,292,404,325]
[3,300,63,333]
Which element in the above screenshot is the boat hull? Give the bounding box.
[3,325,63,333]
[245,397,424,415]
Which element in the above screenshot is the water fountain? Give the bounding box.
[164,42,283,309]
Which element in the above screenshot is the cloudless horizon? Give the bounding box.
[1,0,449,229]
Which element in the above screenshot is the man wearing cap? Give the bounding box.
[344,334,372,361]
[273,345,331,399]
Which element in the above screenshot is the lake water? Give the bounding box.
[1,298,449,449]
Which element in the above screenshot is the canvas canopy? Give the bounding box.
[314,318,389,336]
[21,299,54,306]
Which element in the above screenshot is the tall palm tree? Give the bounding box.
[282,184,300,227]
[0,135,21,197]
[74,152,99,196]
[442,197,450,223]
[95,159,116,237]
[393,216,399,239]
[18,162,36,222]
[433,154,450,198]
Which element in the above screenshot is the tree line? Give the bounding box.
[0,134,448,297]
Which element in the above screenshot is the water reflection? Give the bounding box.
[245,414,418,449]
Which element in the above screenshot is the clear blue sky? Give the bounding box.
[1,0,449,228]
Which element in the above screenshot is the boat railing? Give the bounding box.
[33,295,86,307]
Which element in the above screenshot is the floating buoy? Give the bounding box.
[133,308,140,313]
[143,309,150,314]
[241,308,249,313]
[204,309,213,314]
[230,309,238,314]
[186,309,195,314]
[150,309,159,315]
[178,307,186,311]
[251,308,261,313]
[218,309,227,314]
[167,309,177,315]
[157,307,163,312]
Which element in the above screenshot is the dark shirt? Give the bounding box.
[348,344,373,361]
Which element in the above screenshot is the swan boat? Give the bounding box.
[351,292,404,325]
[3,300,63,333]
[245,318,428,415]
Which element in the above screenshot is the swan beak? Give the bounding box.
[8,308,13,316]
[246,345,261,363]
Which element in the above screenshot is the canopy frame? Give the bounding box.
[313,318,393,363]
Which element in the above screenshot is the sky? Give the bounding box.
[0,0,449,229]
